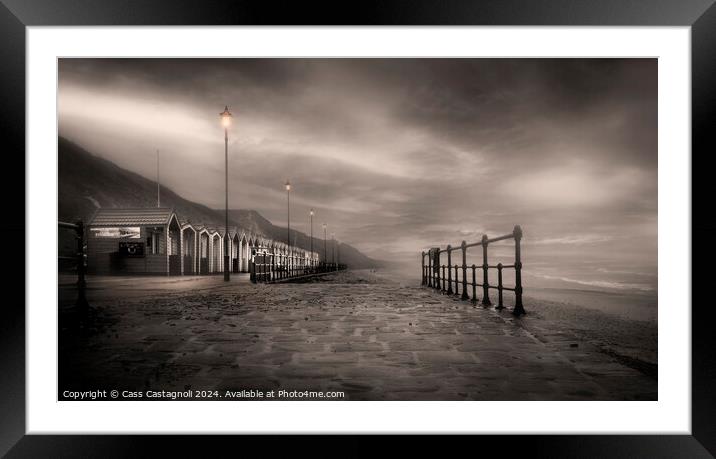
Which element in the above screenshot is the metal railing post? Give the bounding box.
[496,262,504,310]
[446,246,453,294]
[481,234,492,307]
[453,264,459,296]
[435,248,441,290]
[471,264,477,305]
[428,251,433,287]
[513,225,526,316]
[461,241,468,300]
[421,251,426,285]
[441,265,446,293]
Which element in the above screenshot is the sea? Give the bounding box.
[382,259,658,323]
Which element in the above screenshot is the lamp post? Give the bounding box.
[285,180,291,273]
[219,106,232,282]
[309,209,314,270]
[331,233,335,265]
[323,223,327,266]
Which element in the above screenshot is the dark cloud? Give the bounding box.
[58,58,657,286]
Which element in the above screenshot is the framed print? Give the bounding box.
[3,0,715,456]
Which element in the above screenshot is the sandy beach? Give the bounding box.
[59,269,656,401]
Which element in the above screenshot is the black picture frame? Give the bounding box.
[2,0,714,456]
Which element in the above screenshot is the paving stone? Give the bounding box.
[59,270,657,401]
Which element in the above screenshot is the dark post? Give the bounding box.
[427,250,433,287]
[454,265,459,296]
[496,263,504,310]
[435,248,441,290]
[75,220,89,313]
[223,118,230,282]
[471,264,477,305]
[446,245,453,294]
[512,225,526,316]
[421,251,426,285]
[481,234,492,307]
[461,241,468,300]
[441,265,446,293]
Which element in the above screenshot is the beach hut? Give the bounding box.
[239,232,249,272]
[231,229,240,273]
[210,230,222,273]
[180,222,197,275]
[86,207,181,275]
[197,227,211,274]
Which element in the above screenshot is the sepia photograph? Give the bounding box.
[57,57,657,402]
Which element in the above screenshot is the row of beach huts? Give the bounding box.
[86,207,319,276]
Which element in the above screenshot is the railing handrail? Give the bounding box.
[250,254,346,284]
[421,225,525,316]
[434,229,521,253]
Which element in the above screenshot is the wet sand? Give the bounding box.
[59,269,656,401]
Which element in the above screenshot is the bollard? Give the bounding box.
[512,225,526,316]
[481,235,492,307]
[496,263,504,310]
[461,241,469,300]
[446,246,453,295]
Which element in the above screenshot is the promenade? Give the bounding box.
[59,270,656,400]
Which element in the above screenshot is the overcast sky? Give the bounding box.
[58,58,657,289]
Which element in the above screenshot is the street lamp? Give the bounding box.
[309,209,314,269]
[323,223,327,265]
[219,105,232,282]
[285,180,291,244]
[285,180,291,272]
